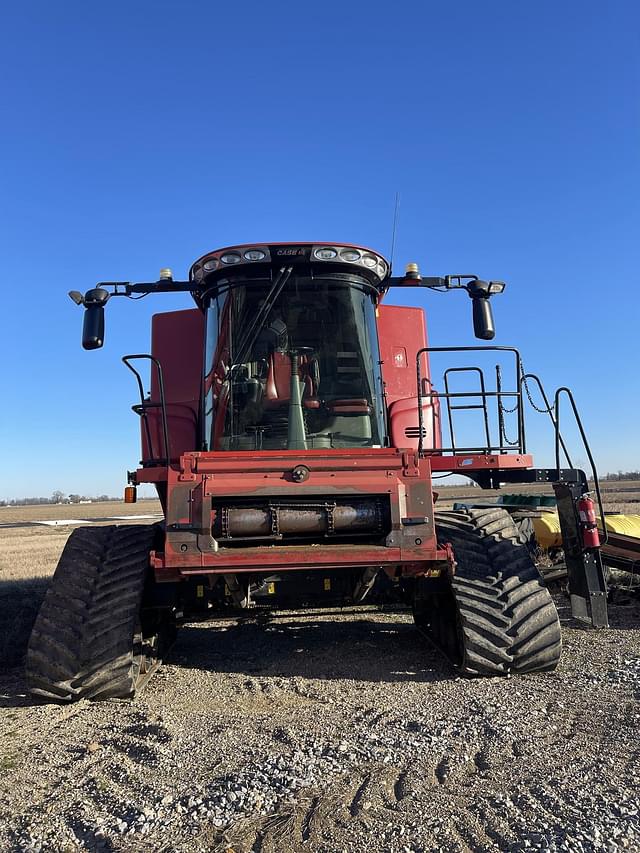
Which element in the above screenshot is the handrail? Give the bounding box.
[443,367,492,453]
[519,373,573,468]
[416,346,524,456]
[122,354,170,466]
[554,387,608,546]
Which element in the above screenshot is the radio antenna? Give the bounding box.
[390,192,400,272]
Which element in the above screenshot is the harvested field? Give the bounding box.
[1,489,639,852]
[435,481,640,517]
[0,502,162,669]
[0,499,163,526]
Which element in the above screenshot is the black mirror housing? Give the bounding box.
[82,305,105,349]
[472,296,496,340]
[80,288,110,350]
[465,279,497,340]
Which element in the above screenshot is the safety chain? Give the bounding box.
[520,366,554,414]
[498,419,520,447]
[496,364,519,446]
[497,362,555,446]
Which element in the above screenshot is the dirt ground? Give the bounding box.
[1,490,639,852]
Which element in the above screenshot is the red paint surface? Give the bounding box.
[134,448,446,577]
[143,309,203,463]
[377,304,441,451]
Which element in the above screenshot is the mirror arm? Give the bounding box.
[387,274,481,290]
[122,280,192,295]
[68,280,193,306]
[70,280,193,350]
[386,272,503,341]
[387,275,448,288]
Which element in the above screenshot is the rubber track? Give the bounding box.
[436,507,562,676]
[26,524,157,702]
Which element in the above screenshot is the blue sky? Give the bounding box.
[0,1,638,498]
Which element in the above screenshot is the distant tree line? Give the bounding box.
[602,471,640,481]
[0,491,118,507]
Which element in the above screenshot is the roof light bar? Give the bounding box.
[311,245,388,281]
[190,243,390,285]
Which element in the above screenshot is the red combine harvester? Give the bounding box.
[27,243,608,701]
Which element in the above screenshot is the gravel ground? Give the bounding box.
[1,595,639,853]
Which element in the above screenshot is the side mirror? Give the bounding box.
[472,296,495,340]
[466,279,504,340]
[81,288,110,350]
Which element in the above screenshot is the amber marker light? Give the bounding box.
[404,262,421,281]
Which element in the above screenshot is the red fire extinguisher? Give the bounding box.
[577,495,600,548]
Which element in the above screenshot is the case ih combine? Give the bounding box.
[27,242,608,701]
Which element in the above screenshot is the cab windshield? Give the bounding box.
[203,273,386,451]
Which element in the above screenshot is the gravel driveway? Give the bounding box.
[1,596,639,853]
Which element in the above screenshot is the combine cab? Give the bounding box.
[27,243,608,701]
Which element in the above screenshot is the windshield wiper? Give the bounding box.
[232,266,293,367]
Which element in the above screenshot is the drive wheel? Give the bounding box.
[26,524,173,702]
[414,507,562,675]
